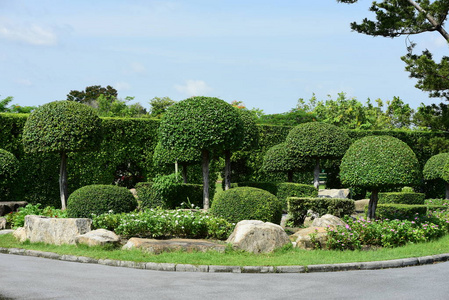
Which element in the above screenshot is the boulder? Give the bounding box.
[0,217,6,230]
[122,238,226,254]
[20,215,91,245]
[0,201,28,216]
[293,227,329,250]
[0,229,14,235]
[13,227,27,242]
[355,199,369,213]
[75,229,119,247]
[318,189,350,199]
[311,214,348,229]
[226,220,291,254]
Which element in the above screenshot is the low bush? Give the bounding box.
[137,174,203,209]
[373,204,428,220]
[92,209,234,240]
[210,187,283,224]
[425,198,449,206]
[232,181,279,196]
[378,192,426,205]
[5,203,67,229]
[287,197,355,226]
[276,183,317,209]
[0,148,19,201]
[67,184,137,218]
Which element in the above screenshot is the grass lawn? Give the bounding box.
[1,233,449,266]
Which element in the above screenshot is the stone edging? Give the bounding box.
[1,247,448,273]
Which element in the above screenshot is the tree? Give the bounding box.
[338,0,449,99]
[0,96,36,113]
[285,122,351,189]
[149,97,176,118]
[340,135,421,219]
[67,85,118,104]
[22,101,102,210]
[413,102,449,131]
[262,143,314,182]
[158,96,243,209]
[96,95,147,117]
[423,152,449,199]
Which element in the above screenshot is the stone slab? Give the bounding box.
[122,237,226,254]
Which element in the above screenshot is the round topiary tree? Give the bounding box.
[285,122,351,189]
[152,142,201,183]
[159,96,244,209]
[22,100,102,210]
[262,143,314,182]
[424,153,449,199]
[0,148,19,201]
[210,187,283,224]
[340,135,421,220]
[67,184,137,218]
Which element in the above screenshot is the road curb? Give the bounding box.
[1,247,448,274]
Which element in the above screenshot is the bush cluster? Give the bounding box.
[378,192,426,205]
[210,187,283,224]
[67,184,137,218]
[92,209,234,240]
[287,197,355,226]
[0,148,19,200]
[5,203,67,229]
[276,183,317,209]
[373,204,428,220]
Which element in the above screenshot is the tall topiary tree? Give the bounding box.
[22,101,102,210]
[152,141,201,183]
[340,135,421,220]
[159,96,243,209]
[285,122,351,189]
[0,148,19,201]
[424,153,449,199]
[262,143,314,182]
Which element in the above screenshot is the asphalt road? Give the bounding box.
[1,253,449,300]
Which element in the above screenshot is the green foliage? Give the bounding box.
[276,183,317,209]
[423,153,449,181]
[159,96,244,153]
[0,96,36,113]
[22,101,102,154]
[286,122,351,159]
[425,198,449,206]
[0,148,19,201]
[257,108,316,126]
[340,135,421,189]
[92,209,234,240]
[232,181,279,196]
[148,97,176,118]
[414,103,449,131]
[378,192,426,205]
[262,143,314,174]
[210,187,283,224]
[67,184,137,218]
[287,197,355,226]
[152,142,200,167]
[96,95,147,118]
[237,108,260,151]
[67,85,118,103]
[373,204,429,221]
[6,203,67,229]
[137,174,203,209]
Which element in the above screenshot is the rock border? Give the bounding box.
[1,246,448,274]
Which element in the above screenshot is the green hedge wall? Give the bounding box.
[378,192,426,205]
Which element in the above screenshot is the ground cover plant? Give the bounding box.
[5,203,67,228]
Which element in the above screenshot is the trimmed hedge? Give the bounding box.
[378,192,426,205]
[287,197,355,226]
[210,187,283,224]
[372,204,428,220]
[276,183,317,209]
[67,184,138,218]
[136,180,203,209]
[0,148,19,201]
[233,181,279,196]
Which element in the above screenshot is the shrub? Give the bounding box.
[378,192,426,205]
[0,148,19,201]
[67,184,137,218]
[276,183,317,209]
[287,197,355,226]
[233,181,279,195]
[210,187,283,224]
[425,198,449,206]
[371,204,428,220]
[6,203,67,229]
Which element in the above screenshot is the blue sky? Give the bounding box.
[1,0,447,114]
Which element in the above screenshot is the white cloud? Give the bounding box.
[174,80,213,97]
[124,62,146,75]
[0,21,57,46]
[115,82,131,91]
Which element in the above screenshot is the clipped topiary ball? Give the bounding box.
[424,153,449,181]
[210,187,283,224]
[67,184,137,218]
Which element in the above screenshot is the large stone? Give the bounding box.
[75,229,119,247]
[226,220,291,254]
[21,215,92,245]
[355,199,369,213]
[122,238,226,254]
[311,214,348,229]
[0,217,6,230]
[13,227,27,242]
[293,227,329,250]
[0,201,28,216]
[318,189,350,199]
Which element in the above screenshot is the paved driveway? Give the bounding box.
[1,253,448,300]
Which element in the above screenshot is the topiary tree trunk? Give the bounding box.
[59,152,68,210]
[224,150,231,190]
[202,149,210,209]
[368,189,379,220]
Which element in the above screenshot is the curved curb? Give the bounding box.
[1,247,448,274]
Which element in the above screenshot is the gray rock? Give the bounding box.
[318,189,350,199]
[0,201,27,216]
[0,229,14,235]
[0,217,6,229]
[293,227,328,250]
[122,238,226,254]
[13,227,27,242]
[311,214,348,229]
[20,215,91,245]
[226,220,291,254]
[75,229,119,247]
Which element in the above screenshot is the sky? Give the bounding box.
[1,0,448,115]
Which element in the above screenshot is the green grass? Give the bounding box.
[1,233,449,266]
